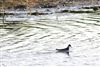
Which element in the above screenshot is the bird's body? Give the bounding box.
[56,44,72,56]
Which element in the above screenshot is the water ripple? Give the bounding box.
[0,13,100,66]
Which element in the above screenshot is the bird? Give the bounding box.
[56,44,72,56]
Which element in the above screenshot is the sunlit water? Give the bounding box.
[0,13,100,66]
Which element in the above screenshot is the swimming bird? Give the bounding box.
[56,44,72,56]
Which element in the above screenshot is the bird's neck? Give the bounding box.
[67,46,70,49]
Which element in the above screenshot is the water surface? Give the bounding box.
[0,13,100,66]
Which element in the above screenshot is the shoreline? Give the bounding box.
[0,6,100,16]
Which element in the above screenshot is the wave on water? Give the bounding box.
[0,13,100,66]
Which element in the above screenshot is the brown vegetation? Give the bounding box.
[0,0,100,9]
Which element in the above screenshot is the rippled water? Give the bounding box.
[0,13,100,66]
